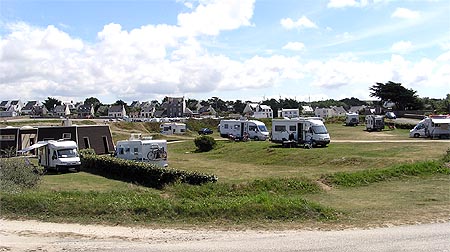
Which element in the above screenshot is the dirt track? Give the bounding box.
[1,219,450,252]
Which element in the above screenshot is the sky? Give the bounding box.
[0,0,449,104]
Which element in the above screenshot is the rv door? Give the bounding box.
[297,123,303,142]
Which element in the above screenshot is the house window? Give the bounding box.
[62,133,71,139]
[83,137,90,149]
[102,136,109,153]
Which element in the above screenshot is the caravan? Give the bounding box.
[116,136,168,167]
[219,119,269,141]
[19,140,81,172]
[271,118,330,147]
[409,115,450,139]
[160,122,186,135]
[345,113,359,126]
[365,115,384,131]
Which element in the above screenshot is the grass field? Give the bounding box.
[1,120,449,229]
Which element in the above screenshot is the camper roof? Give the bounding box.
[431,118,450,124]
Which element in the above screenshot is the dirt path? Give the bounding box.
[1,219,449,252]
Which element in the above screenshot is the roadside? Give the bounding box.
[1,219,449,252]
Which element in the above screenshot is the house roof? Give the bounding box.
[53,105,66,113]
[259,105,272,110]
[0,101,9,107]
[78,105,93,113]
[108,105,124,113]
[23,101,38,110]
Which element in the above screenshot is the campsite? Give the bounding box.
[1,118,449,229]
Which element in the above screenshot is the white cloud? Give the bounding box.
[391,8,420,19]
[280,16,318,30]
[177,0,255,36]
[282,42,305,51]
[390,41,413,54]
[327,0,368,8]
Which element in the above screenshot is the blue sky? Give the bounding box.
[1,0,449,104]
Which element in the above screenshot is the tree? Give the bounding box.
[43,97,62,111]
[84,97,101,112]
[370,81,422,110]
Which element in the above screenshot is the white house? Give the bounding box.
[302,106,314,115]
[314,106,347,118]
[108,105,126,118]
[278,108,299,118]
[243,103,273,119]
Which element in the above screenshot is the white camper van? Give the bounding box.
[365,115,384,131]
[160,122,186,135]
[271,118,330,147]
[19,140,81,172]
[116,138,168,167]
[409,115,450,139]
[345,113,359,126]
[219,119,269,141]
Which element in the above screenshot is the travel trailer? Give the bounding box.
[19,140,81,172]
[365,115,384,131]
[271,118,331,147]
[345,113,359,126]
[409,115,450,139]
[115,136,168,167]
[160,122,186,135]
[219,119,269,141]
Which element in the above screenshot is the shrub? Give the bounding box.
[81,154,217,189]
[194,135,216,152]
[0,158,42,193]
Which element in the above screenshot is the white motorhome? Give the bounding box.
[219,119,269,141]
[345,113,359,126]
[115,137,168,167]
[271,118,330,147]
[19,140,81,172]
[365,115,384,131]
[409,115,450,139]
[160,122,186,135]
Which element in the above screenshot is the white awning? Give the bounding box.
[18,142,48,153]
[431,118,450,124]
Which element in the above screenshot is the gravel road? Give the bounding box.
[1,219,449,252]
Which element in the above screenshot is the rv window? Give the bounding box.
[289,125,296,131]
[224,124,229,129]
[249,125,257,131]
[134,147,139,153]
[118,148,124,155]
[181,129,185,132]
[274,125,286,132]
[125,147,130,153]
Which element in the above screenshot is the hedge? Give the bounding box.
[80,154,218,189]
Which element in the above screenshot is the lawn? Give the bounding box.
[1,121,449,229]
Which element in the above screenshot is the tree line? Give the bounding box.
[42,81,450,117]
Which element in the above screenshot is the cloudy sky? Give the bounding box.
[1,0,449,104]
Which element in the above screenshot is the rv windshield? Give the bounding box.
[57,148,78,158]
[258,125,268,132]
[312,125,328,134]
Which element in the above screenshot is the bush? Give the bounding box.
[81,154,217,189]
[194,135,216,152]
[0,158,42,193]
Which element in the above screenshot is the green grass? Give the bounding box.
[1,121,450,229]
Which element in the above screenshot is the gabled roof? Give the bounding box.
[23,101,38,110]
[0,101,9,107]
[78,105,93,113]
[108,105,124,113]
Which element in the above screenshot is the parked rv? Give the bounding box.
[19,140,81,172]
[219,119,269,141]
[345,113,359,126]
[116,137,168,167]
[409,115,450,139]
[271,118,330,147]
[160,122,186,135]
[365,115,384,131]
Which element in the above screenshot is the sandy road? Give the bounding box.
[1,219,449,252]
